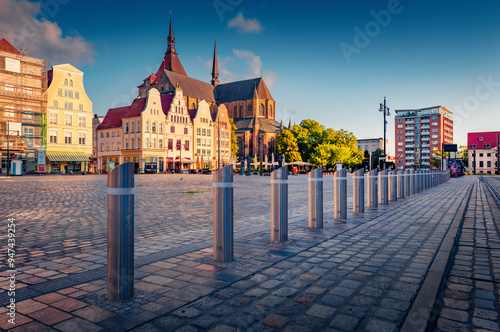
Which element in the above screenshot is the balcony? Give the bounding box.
[406,120,414,124]
[422,161,430,166]
[406,144,415,148]
[405,126,415,130]
[405,138,414,142]
[421,125,430,129]
[406,156,415,160]
[421,119,430,123]
[422,155,430,160]
[405,162,414,166]
[405,132,414,136]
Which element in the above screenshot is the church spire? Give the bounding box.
[167,13,176,54]
[211,39,219,87]
[288,117,292,130]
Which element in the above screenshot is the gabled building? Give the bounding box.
[468,131,499,175]
[45,64,92,173]
[189,100,214,169]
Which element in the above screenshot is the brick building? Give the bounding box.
[467,131,499,174]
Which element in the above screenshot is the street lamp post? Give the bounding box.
[378,97,390,170]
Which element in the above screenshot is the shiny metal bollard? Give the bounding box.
[389,170,397,202]
[271,168,288,242]
[308,167,323,229]
[378,169,389,205]
[334,168,347,219]
[353,169,364,213]
[405,169,411,196]
[410,169,416,195]
[367,169,378,209]
[397,170,405,199]
[213,165,233,262]
[107,162,134,301]
[419,170,424,192]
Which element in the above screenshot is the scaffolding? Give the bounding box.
[0,50,47,173]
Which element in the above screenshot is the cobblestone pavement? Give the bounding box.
[0,174,492,332]
[432,176,500,332]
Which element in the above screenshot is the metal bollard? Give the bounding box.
[308,167,323,229]
[419,170,424,192]
[367,169,378,209]
[389,170,397,202]
[271,168,288,242]
[397,170,405,199]
[378,169,389,205]
[334,168,347,219]
[213,165,233,262]
[107,162,134,301]
[353,169,365,213]
[410,169,416,195]
[405,169,411,196]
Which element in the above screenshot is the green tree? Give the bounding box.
[371,148,384,169]
[310,144,363,169]
[229,118,238,157]
[430,150,441,169]
[275,130,302,163]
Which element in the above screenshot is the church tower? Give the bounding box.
[211,40,219,87]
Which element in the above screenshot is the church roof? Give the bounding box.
[233,117,281,133]
[163,70,216,102]
[0,39,22,55]
[215,77,273,103]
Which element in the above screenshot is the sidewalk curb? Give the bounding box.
[400,180,474,332]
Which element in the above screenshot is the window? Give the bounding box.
[197,128,201,135]
[65,114,72,126]
[168,139,173,150]
[184,128,188,135]
[49,113,58,125]
[202,128,206,136]
[69,80,73,87]
[79,132,86,145]
[49,131,57,144]
[398,142,403,146]
[485,144,491,148]
[117,131,121,137]
[53,100,58,108]
[145,121,149,132]
[487,153,491,157]
[131,139,135,149]
[159,122,163,133]
[64,102,72,110]
[64,90,73,98]
[144,137,149,149]
[479,137,483,141]
[136,120,140,132]
[176,139,181,150]
[4,84,14,91]
[432,122,438,126]
[152,138,156,149]
[185,140,190,151]
[487,161,492,168]
[112,142,116,150]
[152,121,156,133]
[207,129,211,137]
[64,132,72,144]
[479,153,483,157]
[397,125,403,128]
[79,104,83,111]
[432,116,438,120]
[79,116,86,127]
[125,122,129,133]
[106,143,110,151]
[171,126,175,133]
[117,142,121,150]
[125,139,129,149]
[136,138,140,149]
[471,144,477,148]
[100,132,104,138]
[159,139,163,149]
[64,79,68,86]
[75,92,79,99]
[100,143,104,151]
[197,138,201,146]
[480,161,484,168]
[57,89,62,96]
[432,129,438,132]
[432,135,438,138]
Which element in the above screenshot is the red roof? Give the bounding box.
[146,52,187,85]
[187,109,197,121]
[0,39,22,55]
[160,94,174,115]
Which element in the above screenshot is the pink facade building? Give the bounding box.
[467,131,500,174]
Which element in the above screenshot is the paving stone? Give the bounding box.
[436,318,470,332]
[365,318,397,332]
[329,314,359,331]
[472,317,500,331]
[440,308,469,323]
[305,304,336,319]
[263,314,289,329]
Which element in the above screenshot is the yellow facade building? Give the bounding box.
[45,64,92,173]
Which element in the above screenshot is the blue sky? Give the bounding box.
[2,0,500,154]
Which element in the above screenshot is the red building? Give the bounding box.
[467,131,500,174]
[394,106,453,170]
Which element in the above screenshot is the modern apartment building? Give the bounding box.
[468,131,499,175]
[394,106,453,170]
[45,64,93,173]
[0,38,47,173]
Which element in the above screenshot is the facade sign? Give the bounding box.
[37,150,46,173]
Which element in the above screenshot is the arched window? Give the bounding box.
[247,104,252,116]
[152,121,156,133]
[233,106,237,117]
[64,79,68,86]
[269,105,273,118]
[69,80,73,87]
[145,120,149,132]
[259,104,265,117]
[159,122,163,133]
[239,106,243,118]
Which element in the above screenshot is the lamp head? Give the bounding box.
[387,108,391,116]
[379,103,383,112]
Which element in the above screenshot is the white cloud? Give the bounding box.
[227,12,262,34]
[0,0,96,66]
